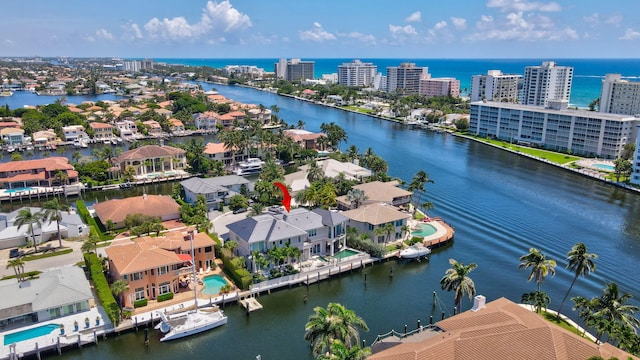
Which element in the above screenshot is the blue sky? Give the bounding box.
[2,0,639,58]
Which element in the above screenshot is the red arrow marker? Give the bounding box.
[273,182,291,212]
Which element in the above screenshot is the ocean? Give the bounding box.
[154,58,640,108]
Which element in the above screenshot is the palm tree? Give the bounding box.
[6,258,25,282]
[572,295,598,337]
[593,282,640,342]
[372,222,395,245]
[557,243,597,319]
[407,170,434,212]
[519,248,556,293]
[304,303,369,357]
[42,198,69,248]
[440,258,478,312]
[521,290,551,314]
[15,208,44,253]
[345,189,367,209]
[307,159,325,183]
[316,340,371,360]
[110,279,129,307]
[81,235,98,254]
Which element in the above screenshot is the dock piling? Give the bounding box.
[35,342,40,360]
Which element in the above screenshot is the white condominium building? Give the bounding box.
[419,77,460,98]
[521,61,573,106]
[469,101,638,159]
[386,63,429,94]
[274,58,315,81]
[600,74,640,116]
[338,60,377,87]
[471,70,522,102]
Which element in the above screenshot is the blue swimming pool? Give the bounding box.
[3,324,60,345]
[593,163,615,171]
[411,224,438,237]
[4,187,36,194]
[201,275,228,295]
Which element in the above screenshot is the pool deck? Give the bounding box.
[575,159,615,173]
[407,217,455,249]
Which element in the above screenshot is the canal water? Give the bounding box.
[46,84,640,359]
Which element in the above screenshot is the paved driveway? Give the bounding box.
[210,210,250,241]
[0,239,85,277]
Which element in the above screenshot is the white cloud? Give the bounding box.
[434,21,448,30]
[299,22,336,42]
[3,39,14,46]
[347,32,377,45]
[583,13,600,26]
[143,0,251,41]
[405,11,422,23]
[467,11,577,41]
[96,29,113,40]
[85,36,95,42]
[487,0,561,12]
[605,14,623,27]
[450,17,467,30]
[584,13,623,27]
[131,24,143,39]
[620,28,640,40]
[389,24,417,37]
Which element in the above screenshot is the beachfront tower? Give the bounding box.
[274,58,315,82]
[471,70,522,102]
[521,61,573,106]
[386,63,429,94]
[600,74,640,115]
[338,60,377,87]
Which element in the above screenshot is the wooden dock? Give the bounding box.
[239,297,263,313]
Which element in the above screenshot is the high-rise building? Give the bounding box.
[386,63,428,94]
[274,58,314,82]
[471,70,521,102]
[521,61,573,106]
[419,77,460,98]
[600,74,640,115]
[337,60,377,87]
[469,101,637,158]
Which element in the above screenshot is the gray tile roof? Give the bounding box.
[312,208,349,226]
[180,175,250,194]
[0,266,93,317]
[279,208,324,231]
[227,214,307,244]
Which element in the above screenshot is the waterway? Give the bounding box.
[49,83,640,359]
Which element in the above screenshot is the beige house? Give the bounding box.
[89,122,114,140]
[283,129,327,150]
[105,231,216,308]
[341,203,411,244]
[336,181,412,210]
[113,144,186,178]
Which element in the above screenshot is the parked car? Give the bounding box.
[232,208,248,214]
[9,248,21,258]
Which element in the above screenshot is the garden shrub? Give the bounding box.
[84,253,118,324]
[157,293,174,302]
[134,299,148,308]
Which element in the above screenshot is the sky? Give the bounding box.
[2,0,640,59]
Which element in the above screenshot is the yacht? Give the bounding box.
[399,244,431,260]
[155,231,228,342]
[0,91,13,97]
[233,158,265,176]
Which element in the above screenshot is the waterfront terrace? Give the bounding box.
[0,157,78,189]
[469,101,639,159]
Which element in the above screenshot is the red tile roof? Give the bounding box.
[114,145,185,162]
[0,157,73,173]
[93,195,180,223]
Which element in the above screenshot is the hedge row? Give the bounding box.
[84,253,118,324]
[76,200,111,241]
[219,247,252,290]
[157,292,174,302]
[134,299,148,308]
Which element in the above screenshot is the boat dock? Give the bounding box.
[239,296,263,313]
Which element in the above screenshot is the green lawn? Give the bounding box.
[471,136,582,164]
[22,248,73,261]
[541,311,593,342]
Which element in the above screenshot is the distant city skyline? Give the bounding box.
[2,0,640,58]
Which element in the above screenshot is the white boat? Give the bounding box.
[0,91,13,97]
[399,244,431,259]
[155,231,228,342]
[233,158,265,176]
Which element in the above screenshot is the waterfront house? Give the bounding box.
[115,119,138,139]
[246,107,271,124]
[154,108,173,119]
[368,296,637,360]
[0,266,93,326]
[283,129,327,150]
[0,121,21,130]
[203,142,244,167]
[0,206,88,249]
[226,207,348,269]
[336,181,412,210]
[192,111,219,131]
[168,118,184,133]
[285,159,372,194]
[341,203,410,244]
[88,122,114,141]
[180,175,251,211]
[62,125,87,143]
[0,127,25,145]
[142,120,164,137]
[32,129,57,148]
[105,230,215,308]
[0,157,79,190]
[93,194,179,229]
[112,144,186,179]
